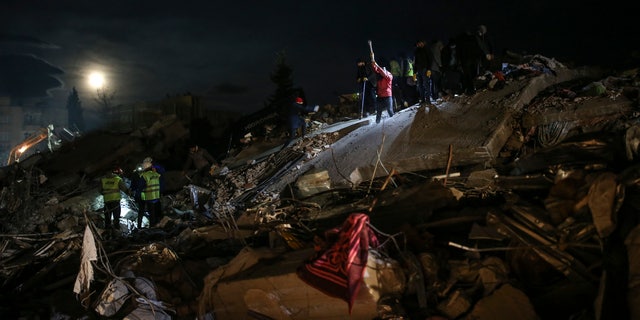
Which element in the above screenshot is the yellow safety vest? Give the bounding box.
[141,170,161,201]
[389,60,402,77]
[405,60,414,77]
[101,175,123,203]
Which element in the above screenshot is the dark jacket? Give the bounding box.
[441,40,460,70]
[356,61,377,87]
[456,31,491,62]
[414,45,431,71]
[287,100,315,129]
[429,40,444,73]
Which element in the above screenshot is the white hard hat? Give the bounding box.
[142,157,153,169]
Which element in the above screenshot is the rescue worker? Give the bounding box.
[356,58,377,117]
[100,167,130,232]
[456,24,494,95]
[414,39,432,104]
[371,60,394,124]
[389,55,405,110]
[429,39,445,101]
[143,157,165,194]
[282,96,319,148]
[403,54,418,106]
[130,163,145,218]
[138,160,162,228]
[183,143,218,180]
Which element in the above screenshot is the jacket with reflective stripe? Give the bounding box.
[101,175,123,202]
[141,170,161,201]
[405,59,414,77]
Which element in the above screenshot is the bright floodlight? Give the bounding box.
[88,72,105,88]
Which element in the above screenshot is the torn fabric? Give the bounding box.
[297,213,379,313]
[73,224,98,295]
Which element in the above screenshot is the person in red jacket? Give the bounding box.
[372,60,394,124]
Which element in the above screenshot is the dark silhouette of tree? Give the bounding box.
[264,51,297,116]
[66,87,85,132]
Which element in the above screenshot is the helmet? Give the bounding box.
[295,97,304,104]
[478,25,487,35]
[142,157,153,169]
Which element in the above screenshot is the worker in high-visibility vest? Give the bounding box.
[100,167,130,231]
[137,159,163,228]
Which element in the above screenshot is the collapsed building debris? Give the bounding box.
[1,56,640,319]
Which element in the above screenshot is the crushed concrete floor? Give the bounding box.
[1,55,640,319]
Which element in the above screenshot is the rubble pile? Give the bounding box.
[1,57,640,319]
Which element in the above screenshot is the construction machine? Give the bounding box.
[6,126,52,165]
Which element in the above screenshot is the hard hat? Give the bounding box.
[142,157,153,170]
[478,25,487,35]
[295,97,304,104]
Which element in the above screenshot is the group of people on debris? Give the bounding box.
[274,25,495,147]
[357,24,495,118]
[99,143,219,235]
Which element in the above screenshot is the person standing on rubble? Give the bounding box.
[138,160,163,228]
[100,167,130,232]
[371,60,394,124]
[356,57,377,117]
[441,37,464,96]
[389,55,406,110]
[183,143,218,180]
[130,163,145,223]
[282,96,319,149]
[414,39,432,105]
[456,24,494,95]
[142,157,165,193]
[429,39,445,102]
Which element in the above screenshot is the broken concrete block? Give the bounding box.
[295,169,331,198]
[465,169,498,188]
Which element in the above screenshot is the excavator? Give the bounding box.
[6,126,53,165]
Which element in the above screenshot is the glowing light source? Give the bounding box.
[88,72,105,89]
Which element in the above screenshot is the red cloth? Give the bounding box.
[297,213,379,313]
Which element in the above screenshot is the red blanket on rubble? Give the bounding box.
[297,213,379,313]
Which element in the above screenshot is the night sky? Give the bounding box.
[1,0,637,115]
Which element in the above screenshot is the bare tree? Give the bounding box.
[94,87,116,122]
